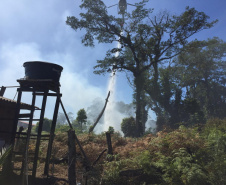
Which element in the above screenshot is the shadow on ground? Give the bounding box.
[0,172,69,185]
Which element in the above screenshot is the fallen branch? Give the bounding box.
[89,91,110,133]
[92,149,107,166]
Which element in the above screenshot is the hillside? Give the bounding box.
[1,118,226,185]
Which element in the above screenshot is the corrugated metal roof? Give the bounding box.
[0,96,37,110]
[0,96,17,103]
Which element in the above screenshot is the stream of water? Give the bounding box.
[103,41,122,133]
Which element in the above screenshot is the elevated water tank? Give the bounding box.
[23,61,63,82]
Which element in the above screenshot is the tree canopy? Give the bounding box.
[34,118,52,133]
[67,0,217,136]
[145,37,226,130]
[75,108,87,130]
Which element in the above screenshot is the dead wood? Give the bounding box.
[92,149,107,166]
[89,91,111,133]
[105,132,113,161]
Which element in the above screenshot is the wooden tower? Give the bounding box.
[10,79,61,180]
[6,61,64,183]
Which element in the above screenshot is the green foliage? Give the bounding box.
[72,120,88,134]
[108,126,115,134]
[101,118,226,185]
[121,117,136,137]
[55,123,87,135]
[101,158,140,185]
[33,117,52,133]
[176,38,226,119]
[76,108,87,131]
[145,37,226,130]
[146,65,206,131]
[55,109,89,133]
[67,0,216,137]
[55,124,70,133]
[200,118,226,184]
[0,146,12,167]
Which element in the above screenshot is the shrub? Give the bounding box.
[121,117,136,137]
[102,119,226,184]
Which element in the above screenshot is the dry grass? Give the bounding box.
[1,131,155,184]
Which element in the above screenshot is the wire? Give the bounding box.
[13,91,18,100]
[1,86,19,88]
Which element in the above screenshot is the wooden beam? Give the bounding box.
[68,129,76,185]
[32,90,48,178]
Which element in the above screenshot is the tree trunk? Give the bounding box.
[204,77,212,118]
[134,75,145,137]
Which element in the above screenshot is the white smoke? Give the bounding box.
[0,41,106,119]
[103,38,124,133]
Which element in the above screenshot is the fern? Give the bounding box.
[0,146,12,167]
[100,118,226,185]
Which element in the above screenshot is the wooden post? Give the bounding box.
[60,99,91,168]
[106,132,113,159]
[21,92,36,185]
[11,89,22,146]
[68,129,76,185]
[44,92,61,176]
[0,86,6,96]
[32,90,48,178]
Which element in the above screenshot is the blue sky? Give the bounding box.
[0,0,225,123]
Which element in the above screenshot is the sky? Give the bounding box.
[0,0,226,130]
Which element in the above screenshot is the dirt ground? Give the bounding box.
[0,173,69,185]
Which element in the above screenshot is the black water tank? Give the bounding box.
[23,61,63,82]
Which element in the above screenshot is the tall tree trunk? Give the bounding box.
[134,75,145,137]
[204,77,212,118]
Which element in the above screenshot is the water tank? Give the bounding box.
[23,61,63,82]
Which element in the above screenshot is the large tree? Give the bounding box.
[66,0,216,136]
[145,64,205,130]
[176,37,226,119]
[145,37,226,130]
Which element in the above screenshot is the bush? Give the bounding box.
[121,117,136,137]
[102,119,226,185]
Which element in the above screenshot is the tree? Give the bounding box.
[57,112,66,126]
[56,112,74,128]
[145,65,204,130]
[66,0,217,136]
[176,37,226,119]
[144,65,182,130]
[146,37,226,130]
[35,118,52,133]
[76,108,87,131]
[121,117,136,137]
